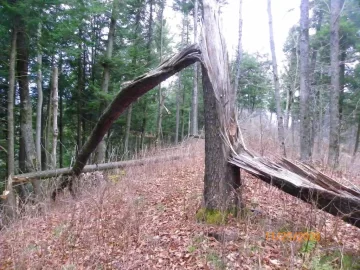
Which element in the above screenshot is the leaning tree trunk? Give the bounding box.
[51,45,201,200]
[201,0,242,211]
[267,0,286,157]
[95,0,118,163]
[328,0,341,168]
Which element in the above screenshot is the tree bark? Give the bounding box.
[17,21,41,196]
[51,67,59,169]
[234,0,243,93]
[5,28,17,221]
[36,22,43,167]
[299,0,312,162]
[201,0,242,211]
[328,0,341,168]
[14,154,186,183]
[267,0,286,157]
[190,0,199,136]
[95,0,119,163]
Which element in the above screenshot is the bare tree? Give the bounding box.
[234,0,243,93]
[267,0,286,156]
[299,0,312,162]
[328,0,341,168]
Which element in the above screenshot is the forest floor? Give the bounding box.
[1,139,360,269]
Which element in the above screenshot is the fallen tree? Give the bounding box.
[11,154,185,184]
[230,153,360,228]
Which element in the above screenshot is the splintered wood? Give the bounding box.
[229,153,360,228]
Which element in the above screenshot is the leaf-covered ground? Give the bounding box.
[1,140,360,269]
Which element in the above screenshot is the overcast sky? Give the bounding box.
[164,0,301,68]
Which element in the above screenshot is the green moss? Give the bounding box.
[196,208,227,225]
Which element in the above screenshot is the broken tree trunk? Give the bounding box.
[13,154,185,184]
[229,153,360,228]
[51,45,201,199]
[201,0,242,211]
